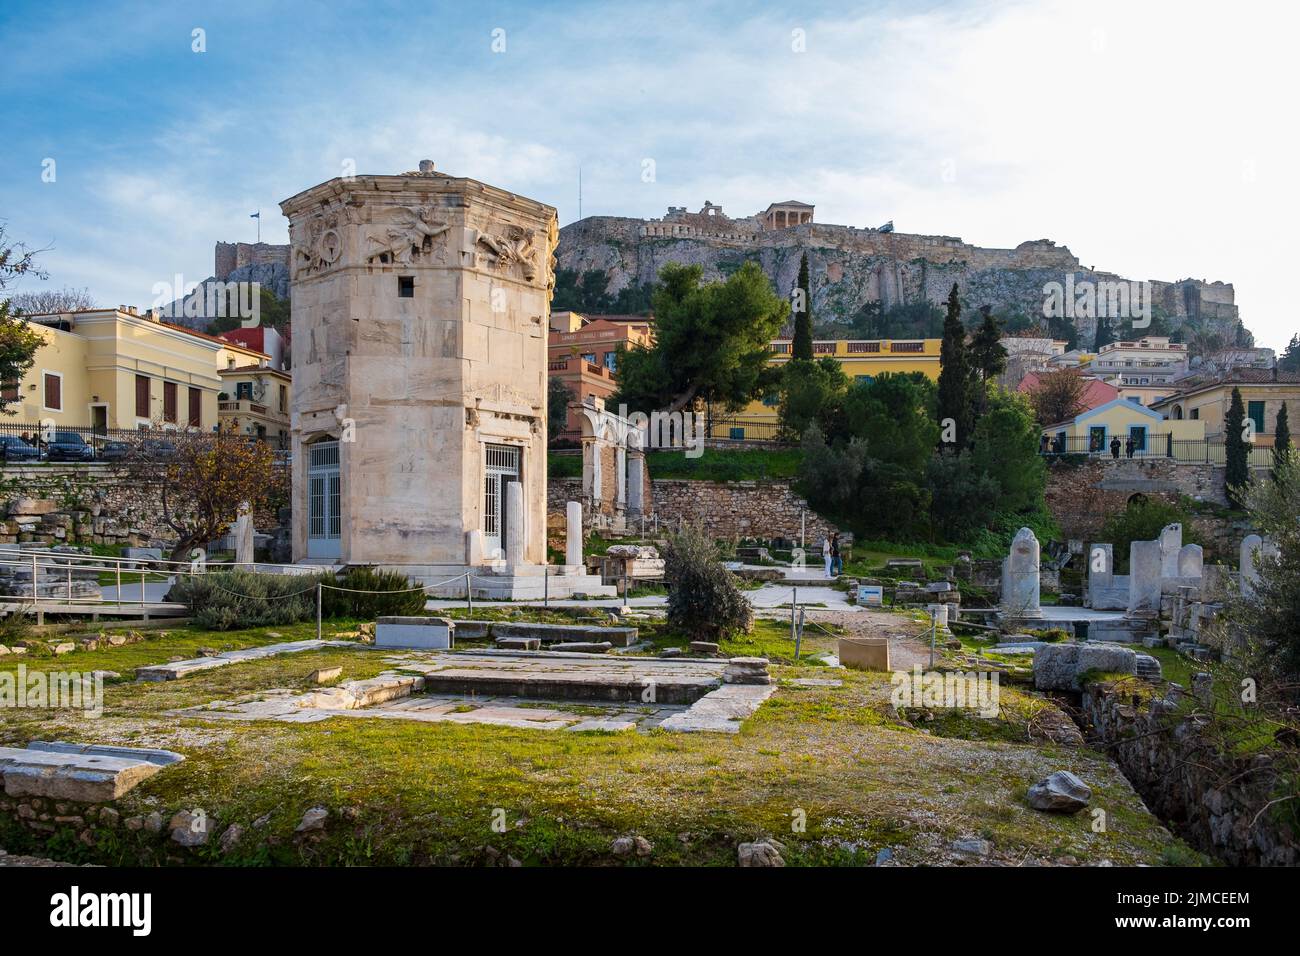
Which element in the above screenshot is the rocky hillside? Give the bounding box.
[556,214,1241,343]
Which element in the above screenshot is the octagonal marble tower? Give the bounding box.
[281,161,557,590]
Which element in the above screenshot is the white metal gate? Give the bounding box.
[483,443,520,559]
[307,440,341,559]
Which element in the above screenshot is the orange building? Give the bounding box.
[547,311,653,439]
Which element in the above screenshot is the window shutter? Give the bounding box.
[44,374,61,410]
[135,375,150,418]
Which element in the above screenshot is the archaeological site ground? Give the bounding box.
[0,0,1293,938]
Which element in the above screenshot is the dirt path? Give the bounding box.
[805,607,935,669]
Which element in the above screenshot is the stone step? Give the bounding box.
[419,667,718,705]
[0,742,184,802]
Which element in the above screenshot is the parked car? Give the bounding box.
[139,438,177,460]
[0,435,41,462]
[97,440,130,462]
[44,431,94,462]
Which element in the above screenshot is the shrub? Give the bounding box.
[0,609,33,646]
[1098,498,1201,571]
[320,567,427,619]
[662,525,753,641]
[165,571,317,631]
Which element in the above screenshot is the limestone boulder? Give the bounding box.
[1027,771,1092,813]
[1033,642,1137,691]
[738,838,785,867]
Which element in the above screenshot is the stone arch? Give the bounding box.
[1127,493,1148,507]
[1172,404,1183,420]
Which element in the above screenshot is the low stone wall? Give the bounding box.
[548,476,843,543]
[1045,457,1226,542]
[1081,680,1297,865]
[0,464,286,547]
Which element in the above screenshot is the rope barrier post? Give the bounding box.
[795,606,804,661]
[316,582,322,641]
[622,565,628,607]
[116,561,122,609]
[790,585,797,646]
[466,572,472,614]
[543,563,548,609]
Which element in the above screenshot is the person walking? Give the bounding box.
[822,536,833,578]
[830,533,842,576]
[1109,436,1121,459]
[1125,435,1135,459]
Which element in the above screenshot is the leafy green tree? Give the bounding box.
[0,226,50,415]
[547,377,575,443]
[662,524,753,640]
[1223,455,1300,685]
[1093,314,1115,351]
[969,306,1007,382]
[970,390,1046,514]
[1225,386,1250,508]
[612,262,788,414]
[1279,334,1300,373]
[1273,403,1291,481]
[935,283,973,450]
[1046,313,1079,350]
[1098,498,1203,572]
[778,356,847,439]
[791,253,813,360]
[925,451,1001,541]
[840,372,938,473]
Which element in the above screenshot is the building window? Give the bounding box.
[581,353,596,365]
[762,393,779,407]
[135,375,150,418]
[729,427,745,440]
[163,381,178,423]
[188,387,202,428]
[398,276,414,298]
[1191,408,1199,420]
[1247,400,1266,435]
[43,372,62,411]
[279,384,287,413]
[603,351,617,372]
[236,381,254,401]
[1,380,17,402]
[1129,426,1147,451]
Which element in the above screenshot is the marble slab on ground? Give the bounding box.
[136,640,357,682]
[0,742,184,801]
[173,650,770,733]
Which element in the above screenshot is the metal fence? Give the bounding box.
[1041,433,1274,467]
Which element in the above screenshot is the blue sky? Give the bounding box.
[2,0,1296,348]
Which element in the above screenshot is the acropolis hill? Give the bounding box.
[556,201,1239,339]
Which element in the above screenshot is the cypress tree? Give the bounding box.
[791,253,814,360]
[1225,386,1250,507]
[1273,403,1291,481]
[1093,314,1115,351]
[936,283,973,450]
[970,306,1007,382]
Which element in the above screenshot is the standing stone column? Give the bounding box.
[627,452,645,516]
[1240,533,1263,597]
[1177,543,1203,580]
[616,445,627,512]
[1128,539,1162,614]
[1158,523,1182,579]
[1000,527,1042,617]
[505,481,526,568]
[234,502,255,567]
[1087,543,1113,608]
[565,501,583,568]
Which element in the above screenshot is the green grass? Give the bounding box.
[0,616,1200,867]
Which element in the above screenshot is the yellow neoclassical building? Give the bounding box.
[710,338,942,439]
[3,307,271,432]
